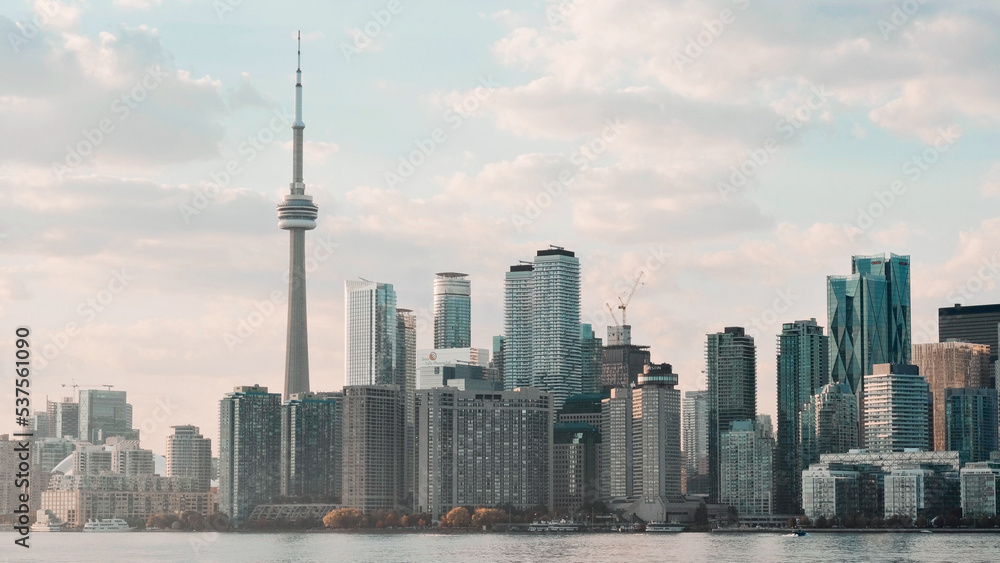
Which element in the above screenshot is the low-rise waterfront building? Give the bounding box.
[960,461,1000,518]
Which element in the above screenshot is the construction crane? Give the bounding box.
[617,271,645,326]
[61,380,115,394]
[606,302,620,327]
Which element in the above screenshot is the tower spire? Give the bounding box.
[277,31,319,401]
[291,30,304,191]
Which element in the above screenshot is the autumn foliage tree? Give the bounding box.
[323,508,366,529]
[471,508,507,528]
[401,513,430,527]
[440,507,471,528]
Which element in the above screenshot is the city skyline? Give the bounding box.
[4,1,1000,459]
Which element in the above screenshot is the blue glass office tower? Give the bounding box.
[827,253,911,395]
[776,319,829,515]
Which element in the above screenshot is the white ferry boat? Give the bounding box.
[645,521,685,532]
[83,518,135,532]
[529,520,585,532]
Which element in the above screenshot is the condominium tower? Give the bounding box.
[342,385,404,512]
[683,390,709,496]
[280,392,343,500]
[166,425,212,492]
[414,387,553,520]
[218,385,282,525]
[706,327,756,503]
[862,364,929,453]
[503,247,581,409]
[345,280,397,386]
[911,341,992,451]
[775,319,829,514]
[433,273,471,349]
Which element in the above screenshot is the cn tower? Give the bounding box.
[277,31,318,400]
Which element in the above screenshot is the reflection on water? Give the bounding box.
[9,531,1000,563]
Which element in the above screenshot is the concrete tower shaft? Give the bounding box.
[279,31,318,400]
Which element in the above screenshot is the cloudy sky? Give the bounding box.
[2,0,999,456]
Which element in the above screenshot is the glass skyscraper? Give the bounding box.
[78,390,137,445]
[683,390,709,495]
[706,327,756,503]
[344,279,397,386]
[776,318,829,515]
[827,253,911,396]
[503,264,534,390]
[433,272,471,349]
[219,385,282,526]
[280,391,343,501]
[945,388,998,464]
[503,247,581,409]
[580,323,603,395]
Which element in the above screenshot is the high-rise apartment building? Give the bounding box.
[414,387,552,520]
[342,385,404,512]
[944,388,998,464]
[775,319,829,514]
[280,392,342,501]
[706,327,756,503]
[801,382,858,465]
[719,417,775,516]
[683,390,710,496]
[503,247,581,409]
[345,280,397,386]
[166,425,212,492]
[534,248,582,407]
[553,422,600,513]
[503,264,534,390]
[219,385,282,526]
[109,439,155,476]
[580,324,603,395]
[78,390,137,445]
[29,411,50,439]
[491,335,505,382]
[396,309,417,505]
[632,363,682,521]
[33,437,76,474]
[939,303,1000,366]
[600,387,634,501]
[277,33,319,400]
[0,435,27,519]
[827,253,911,396]
[433,272,471,349]
[601,324,651,390]
[912,341,992,450]
[72,444,113,475]
[46,398,79,440]
[863,364,930,453]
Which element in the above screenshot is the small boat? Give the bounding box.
[645,522,685,532]
[83,518,135,532]
[793,529,807,537]
[30,521,64,532]
[31,511,64,532]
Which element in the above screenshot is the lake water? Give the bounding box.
[5,531,1000,562]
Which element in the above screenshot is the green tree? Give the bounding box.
[726,506,739,525]
[694,503,710,526]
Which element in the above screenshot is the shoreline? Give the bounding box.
[713,527,1000,534]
